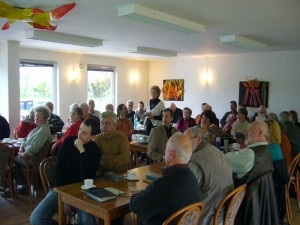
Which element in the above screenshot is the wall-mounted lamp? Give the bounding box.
[68,62,81,83]
[130,69,139,85]
[201,59,212,84]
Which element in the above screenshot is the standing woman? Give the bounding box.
[144,85,165,135]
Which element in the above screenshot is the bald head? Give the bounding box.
[45,102,54,112]
[245,120,269,145]
[164,133,193,166]
[169,103,176,112]
[203,104,212,111]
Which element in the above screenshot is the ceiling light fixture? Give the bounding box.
[220,35,267,51]
[118,4,205,34]
[26,30,103,47]
[130,46,177,57]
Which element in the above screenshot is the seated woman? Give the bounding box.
[50,106,83,155]
[265,116,284,162]
[231,107,249,140]
[176,107,196,132]
[200,110,220,145]
[116,103,134,140]
[14,106,52,166]
[268,113,292,165]
[16,107,37,138]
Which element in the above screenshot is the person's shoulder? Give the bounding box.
[63,136,77,143]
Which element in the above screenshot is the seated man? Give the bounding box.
[45,102,64,134]
[148,108,179,163]
[80,103,100,131]
[251,105,267,122]
[130,133,201,225]
[169,102,183,124]
[226,120,274,184]
[134,101,146,125]
[94,111,130,176]
[184,127,233,225]
[116,103,134,140]
[225,120,279,225]
[220,100,238,127]
[30,118,101,225]
[126,100,135,123]
[88,99,101,119]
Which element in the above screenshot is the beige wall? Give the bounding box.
[149,51,300,120]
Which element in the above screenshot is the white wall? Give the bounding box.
[149,51,300,120]
[20,48,149,123]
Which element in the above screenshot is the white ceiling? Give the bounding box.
[1,0,300,60]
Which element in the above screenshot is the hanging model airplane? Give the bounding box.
[0,1,76,31]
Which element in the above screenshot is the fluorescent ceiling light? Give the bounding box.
[220,35,267,51]
[118,4,205,34]
[130,46,177,57]
[26,30,103,47]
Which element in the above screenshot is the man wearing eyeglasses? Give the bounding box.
[184,127,233,225]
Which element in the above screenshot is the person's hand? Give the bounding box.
[146,112,153,119]
[74,139,85,153]
[49,124,53,128]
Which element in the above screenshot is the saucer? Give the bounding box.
[81,184,96,190]
[127,177,139,181]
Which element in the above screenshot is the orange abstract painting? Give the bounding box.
[162,79,184,101]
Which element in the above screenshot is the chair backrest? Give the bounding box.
[30,141,51,168]
[213,184,247,225]
[163,202,203,225]
[40,156,57,195]
[0,143,12,177]
[129,148,139,169]
[288,153,300,177]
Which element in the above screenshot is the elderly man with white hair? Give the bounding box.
[184,126,233,225]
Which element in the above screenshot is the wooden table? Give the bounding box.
[54,162,165,225]
[129,141,148,154]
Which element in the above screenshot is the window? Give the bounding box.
[19,61,55,119]
[87,65,115,112]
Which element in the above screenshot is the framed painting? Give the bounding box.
[238,80,269,107]
[162,79,184,101]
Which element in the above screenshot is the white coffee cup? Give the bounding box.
[127,171,137,180]
[84,179,94,188]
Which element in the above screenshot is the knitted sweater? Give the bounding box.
[94,132,130,176]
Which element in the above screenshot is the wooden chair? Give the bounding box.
[0,143,16,204]
[162,202,203,225]
[285,153,300,224]
[129,148,139,169]
[39,156,57,196]
[213,184,247,225]
[17,141,51,204]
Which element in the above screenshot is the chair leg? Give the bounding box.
[296,171,300,209]
[285,186,292,223]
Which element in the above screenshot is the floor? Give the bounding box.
[0,187,300,225]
